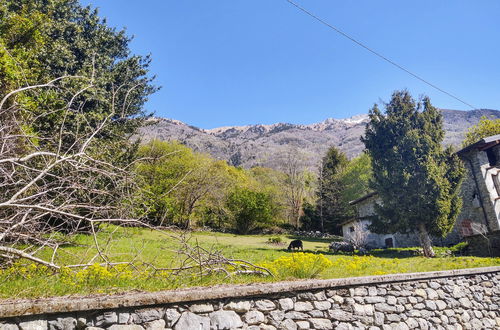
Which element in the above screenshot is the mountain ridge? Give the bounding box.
[139,109,500,170]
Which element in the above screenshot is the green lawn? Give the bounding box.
[0,225,498,299]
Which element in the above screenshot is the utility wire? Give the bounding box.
[285,0,478,110]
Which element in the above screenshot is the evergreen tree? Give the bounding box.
[317,146,353,234]
[362,90,465,257]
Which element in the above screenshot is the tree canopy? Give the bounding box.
[316,146,352,233]
[462,116,500,147]
[0,0,156,146]
[362,90,465,257]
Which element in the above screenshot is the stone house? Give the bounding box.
[343,135,500,249]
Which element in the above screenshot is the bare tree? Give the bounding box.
[279,148,308,230]
[0,76,139,269]
[346,221,369,249]
[0,76,271,279]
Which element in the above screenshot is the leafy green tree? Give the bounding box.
[0,0,157,227]
[362,91,465,257]
[135,140,242,229]
[316,146,353,234]
[0,0,156,146]
[462,116,500,147]
[249,166,288,224]
[226,187,275,234]
[340,152,373,202]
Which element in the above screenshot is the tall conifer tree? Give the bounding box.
[362,91,465,257]
[317,146,353,234]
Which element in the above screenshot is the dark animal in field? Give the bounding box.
[288,239,303,251]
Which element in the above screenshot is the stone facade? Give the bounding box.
[1,267,499,330]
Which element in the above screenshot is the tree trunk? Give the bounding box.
[417,223,435,257]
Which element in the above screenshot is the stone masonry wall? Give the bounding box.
[1,267,499,330]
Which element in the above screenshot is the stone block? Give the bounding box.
[279,298,294,311]
[144,320,165,330]
[278,319,297,330]
[405,317,419,329]
[118,313,130,324]
[189,304,214,313]
[48,317,77,330]
[331,295,344,304]
[435,300,447,310]
[107,326,144,330]
[327,310,354,322]
[294,302,313,312]
[458,298,471,308]
[95,312,117,327]
[425,301,437,311]
[1,324,19,330]
[243,311,265,325]
[164,309,180,327]
[132,309,164,323]
[224,301,251,313]
[312,301,330,311]
[284,312,310,320]
[255,299,276,311]
[309,318,332,330]
[336,323,353,330]
[414,289,427,299]
[209,310,242,329]
[308,310,324,318]
[19,320,47,330]
[295,320,309,330]
[426,288,438,300]
[173,312,209,330]
[314,291,327,301]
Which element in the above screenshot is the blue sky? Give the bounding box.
[81,0,500,128]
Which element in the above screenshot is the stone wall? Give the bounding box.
[1,267,499,330]
[466,230,500,257]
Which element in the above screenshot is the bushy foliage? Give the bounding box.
[262,253,333,279]
[267,236,283,244]
[134,140,239,227]
[340,152,373,202]
[227,188,275,234]
[133,140,288,231]
[462,116,500,147]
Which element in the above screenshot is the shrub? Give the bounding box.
[329,241,355,253]
[227,188,275,234]
[262,253,333,279]
[267,236,283,244]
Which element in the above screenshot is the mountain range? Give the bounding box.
[138,109,500,170]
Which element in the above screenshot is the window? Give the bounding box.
[486,148,498,166]
[460,219,473,237]
[349,226,355,233]
[492,174,500,196]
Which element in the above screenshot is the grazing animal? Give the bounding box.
[288,239,303,251]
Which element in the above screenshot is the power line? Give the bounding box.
[285,0,478,110]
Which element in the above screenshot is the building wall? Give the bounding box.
[1,267,499,330]
[348,144,500,248]
[458,146,500,235]
[350,196,450,249]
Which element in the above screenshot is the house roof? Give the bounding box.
[348,191,378,206]
[339,218,357,226]
[456,134,500,156]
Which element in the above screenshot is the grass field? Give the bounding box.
[1,225,498,299]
